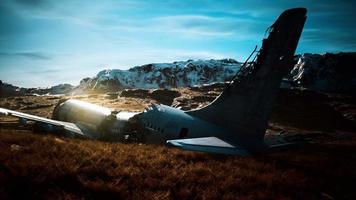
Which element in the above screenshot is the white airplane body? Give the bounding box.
[0,8,307,156]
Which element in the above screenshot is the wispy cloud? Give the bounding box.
[301,28,356,51]
[1,0,356,87]
[24,69,62,74]
[150,15,237,37]
[0,52,51,60]
[2,0,262,39]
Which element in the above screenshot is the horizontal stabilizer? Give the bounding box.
[0,108,89,138]
[167,137,250,156]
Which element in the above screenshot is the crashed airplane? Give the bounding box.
[0,8,307,156]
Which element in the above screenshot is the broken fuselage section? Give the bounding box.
[51,99,223,143]
[52,99,142,141]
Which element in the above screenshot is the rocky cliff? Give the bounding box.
[290,52,356,94]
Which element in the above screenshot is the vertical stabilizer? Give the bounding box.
[187,8,307,149]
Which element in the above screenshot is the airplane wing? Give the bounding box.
[0,108,89,138]
[167,137,250,156]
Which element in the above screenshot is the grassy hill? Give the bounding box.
[0,88,356,199]
[0,128,355,199]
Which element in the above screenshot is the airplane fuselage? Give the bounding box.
[52,99,226,143]
[136,104,227,143]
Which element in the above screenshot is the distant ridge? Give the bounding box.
[76,53,356,95]
[2,52,356,97]
[0,81,74,97]
[76,59,241,93]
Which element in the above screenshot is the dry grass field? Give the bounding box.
[0,88,356,199]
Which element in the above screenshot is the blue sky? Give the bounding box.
[0,0,355,87]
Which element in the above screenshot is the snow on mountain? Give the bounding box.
[3,53,354,97]
[76,53,356,95]
[290,52,356,94]
[77,59,241,92]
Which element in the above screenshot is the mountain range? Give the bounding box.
[1,52,355,97]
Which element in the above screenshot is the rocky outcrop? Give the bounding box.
[290,52,356,94]
[119,89,181,105]
[150,89,181,105]
[32,84,74,95]
[0,81,26,97]
[119,89,150,99]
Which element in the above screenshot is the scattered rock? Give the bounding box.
[321,192,334,200]
[172,97,204,111]
[172,93,215,111]
[54,138,66,144]
[10,144,21,151]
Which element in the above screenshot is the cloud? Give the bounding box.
[79,14,263,40]
[150,15,236,37]
[301,28,356,49]
[0,0,263,39]
[1,0,356,88]
[0,52,51,60]
[25,68,62,74]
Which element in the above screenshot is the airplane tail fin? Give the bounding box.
[187,8,307,149]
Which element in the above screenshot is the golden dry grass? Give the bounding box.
[0,129,355,199]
